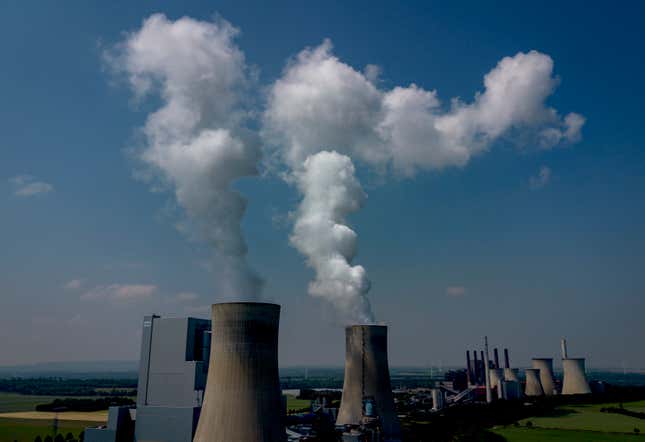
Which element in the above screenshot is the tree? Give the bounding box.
[65,433,74,441]
[54,434,64,442]
[525,421,533,428]
[34,436,42,442]
[44,436,53,442]
[635,428,640,434]
[78,431,84,442]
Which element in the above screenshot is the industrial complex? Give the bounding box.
[84,304,594,442]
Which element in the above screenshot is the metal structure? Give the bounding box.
[524,368,544,396]
[193,302,285,442]
[532,358,556,395]
[337,325,401,440]
[562,358,591,395]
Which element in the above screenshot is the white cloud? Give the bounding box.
[264,42,585,177]
[530,165,552,190]
[446,286,466,297]
[64,279,83,290]
[80,284,157,301]
[105,13,263,299]
[9,175,54,197]
[176,291,198,302]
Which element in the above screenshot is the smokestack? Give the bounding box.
[480,351,485,383]
[532,358,556,396]
[466,351,472,385]
[562,358,591,395]
[504,348,510,369]
[561,338,568,359]
[484,336,492,403]
[524,369,544,396]
[494,348,500,369]
[473,351,479,385]
[337,325,400,439]
[193,302,285,442]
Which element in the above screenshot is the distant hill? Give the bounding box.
[0,361,137,378]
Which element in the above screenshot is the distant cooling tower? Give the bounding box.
[504,368,519,382]
[524,368,544,396]
[337,325,401,440]
[562,358,591,395]
[532,358,556,395]
[489,368,504,392]
[193,302,285,442]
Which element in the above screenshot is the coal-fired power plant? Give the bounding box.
[193,302,285,442]
[337,325,401,440]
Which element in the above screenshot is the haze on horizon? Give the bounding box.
[1,0,643,370]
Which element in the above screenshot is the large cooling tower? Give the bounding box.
[193,302,285,442]
[524,368,544,396]
[561,358,591,395]
[532,358,556,395]
[504,368,519,382]
[337,325,401,439]
[489,368,504,393]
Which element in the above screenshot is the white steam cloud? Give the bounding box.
[106,14,262,298]
[291,151,374,323]
[264,40,584,322]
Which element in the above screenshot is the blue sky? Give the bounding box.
[1,0,644,368]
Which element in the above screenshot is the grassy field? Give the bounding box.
[285,394,311,411]
[0,418,94,442]
[493,399,645,441]
[0,393,65,414]
[494,427,640,441]
[0,411,106,422]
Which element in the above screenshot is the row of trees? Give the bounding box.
[35,397,135,412]
[32,432,83,442]
[0,377,136,396]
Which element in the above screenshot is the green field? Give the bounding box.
[285,394,311,411]
[493,400,645,441]
[0,393,64,414]
[0,418,91,442]
[494,427,639,441]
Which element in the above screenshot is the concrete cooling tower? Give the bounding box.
[193,302,285,442]
[561,358,591,395]
[524,368,544,396]
[337,325,401,440]
[504,368,520,382]
[489,368,504,391]
[532,358,556,395]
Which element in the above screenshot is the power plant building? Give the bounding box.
[337,325,401,441]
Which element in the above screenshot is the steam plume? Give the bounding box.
[106,14,262,298]
[291,151,374,323]
[264,40,584,322]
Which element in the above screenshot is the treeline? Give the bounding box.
[33,432,83,442]
[36,397,135,412]
[0,377,137,396]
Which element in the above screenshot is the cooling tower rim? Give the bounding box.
[562,357,586,361]
[532,357,554,361]
[346,324,388,330]
[211,301,280,307]
[525,368,540,372]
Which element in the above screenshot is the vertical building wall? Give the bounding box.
[135,316,211,442]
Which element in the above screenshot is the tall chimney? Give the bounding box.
[337,325,400,439]
[484,336,492,403]
[504,348,510,369]
[494,348,500,369]
[193,302,285,442]
[480,351,486,383]
[466,350,472,385]
[473,351,480,384]
[561,338,568,359]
